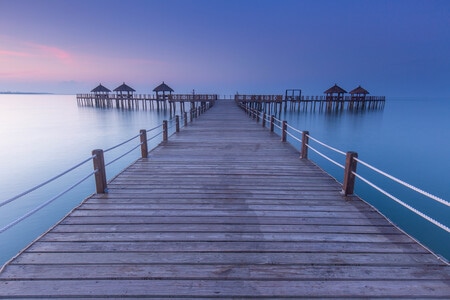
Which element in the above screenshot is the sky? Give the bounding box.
[0,0,449,97]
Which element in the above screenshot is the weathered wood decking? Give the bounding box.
[0,100,449,298]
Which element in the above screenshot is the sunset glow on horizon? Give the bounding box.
[0,0,449,97]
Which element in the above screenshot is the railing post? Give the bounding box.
[140,129,148,158]
[301,131,309,159]
[183,112,188,127]
[175,115,180,133]
[342,151,358,196]
[256,111,260,123]
[281,121,287,142]
[262,113,266,128]
[162,120,168,142]
[270,115,275,132]
[92,149,107,194]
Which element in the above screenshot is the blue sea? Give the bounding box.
[0,94,449,266]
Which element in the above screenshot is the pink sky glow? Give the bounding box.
[0,0,449,97]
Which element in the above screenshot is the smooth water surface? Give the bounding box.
[0,95,174,266]
[0,95,449,266]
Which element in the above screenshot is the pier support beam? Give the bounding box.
[342,151,358,196]
[301,131,309,159]
[140,130,148,158]
[163,120,168,142]
[92,149,107,194]
[281,121,287,142]
[175,115,180,133]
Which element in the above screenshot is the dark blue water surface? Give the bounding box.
[0,95,449,266]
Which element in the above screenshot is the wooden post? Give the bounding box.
[270,115,275,132]
[281,121,287,142]
[342,151,358,196]
[262,113,266,128]
[301,131,309,159]
[256,111,260,123]
[92,149,107,194]
[163,120,168,142]
[140,129,148,158]
[183,112,188,127]
[175,115,180,133]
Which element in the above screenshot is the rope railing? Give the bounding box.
[0,155,95,209]
[237,101,448,233]
[0,170,96,234]
[104,133,141,153]
[307,135,347,156]
[105,142,143,167]
[354,157,450,208]
[0,103,215,233]
[352,171,450,233]
[307,144,346,169]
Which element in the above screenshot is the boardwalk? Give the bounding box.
[1,100,449,298]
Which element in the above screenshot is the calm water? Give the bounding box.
[0,94,449,266]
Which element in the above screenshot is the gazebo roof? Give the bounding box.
[91,84,111,93]
[324,84,347,94]
[349,85,369,95]
[114,82,135,92]
[153,81,174,93]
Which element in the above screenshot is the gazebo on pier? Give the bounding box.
[349,85,370,109]
[349,85,369,100]
[324,84,347,110]
[153,81,174,99]
[113,82,136,109]
[91,83,111,94]
[153,81,174,110]
[91,84,111,108]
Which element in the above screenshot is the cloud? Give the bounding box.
[23,42,73,64]
[0,50,32,57]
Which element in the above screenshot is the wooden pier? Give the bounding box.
[0,100,448,298]
[76,93,217,114]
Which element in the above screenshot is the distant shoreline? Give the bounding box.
[0,92,53,95]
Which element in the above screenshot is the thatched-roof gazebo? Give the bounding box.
[349,85,369,100]
[113,82,135,109]
[114,82,135,97]
[324,84,347,101]
[91,83,111,94]
[153,81,174,100]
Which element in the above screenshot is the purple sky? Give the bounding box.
[0,0,449,97]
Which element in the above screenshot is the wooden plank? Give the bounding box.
[1,279,449,298]
[0,99,448,299]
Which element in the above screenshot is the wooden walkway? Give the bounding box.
[1,100,449,298]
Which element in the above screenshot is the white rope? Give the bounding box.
[105,143,142,167]
[0,155,95,208]
[286,131,302,143]
[286,124,303,135]
[353,172,450,233]
[147,131,162,142]
[307,144,345,169]
[273,123,282,130]
[307,134,346,156]
[146,124,163,133]
[104,133,141,152]
[354,158,450,207]
[0,170,96,234]
[273,116,282,124]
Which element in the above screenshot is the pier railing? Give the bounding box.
[239,103,449,234]
[0,104,212,234]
